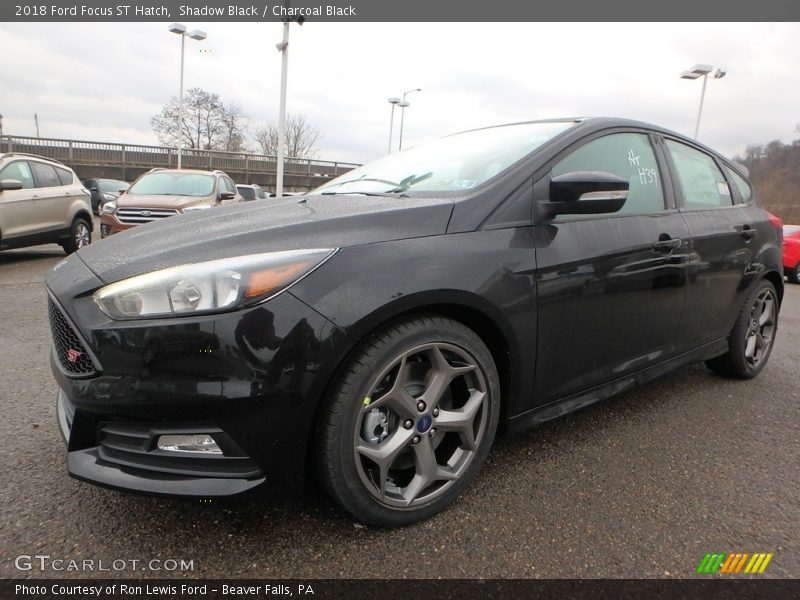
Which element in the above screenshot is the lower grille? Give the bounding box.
[97,423,261,479]
[116,207,179,225]
[48,298,96,376]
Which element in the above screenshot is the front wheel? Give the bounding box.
[705,279,778,379]
[317,316,501,527]
[787,263,800,284]
[61,217,92,254]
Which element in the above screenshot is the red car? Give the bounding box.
[785,224,800,283]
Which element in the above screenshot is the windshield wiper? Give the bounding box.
[319,190,407,198]
[384,172,433,194]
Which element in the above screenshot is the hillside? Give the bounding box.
[735,135,800,224]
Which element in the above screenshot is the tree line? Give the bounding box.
[734,127,800,224]
[151,87,321,158]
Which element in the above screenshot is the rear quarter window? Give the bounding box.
[56,167,74,186]
[724,166,753,203]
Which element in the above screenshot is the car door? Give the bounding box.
[0,160,38,239]
[661,137,758,348]
[29,161,70,232]
[533,130,691,403]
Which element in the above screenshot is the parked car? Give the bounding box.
[0,153,93,254]
[236,183,268,201]
[783,224,800,283]
[47,118,783,527]
[100,168,242,237]
[83,178,130,215]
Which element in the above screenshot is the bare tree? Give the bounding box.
[253,114,321,158]
[220,103,249,152]
[151,88,249,152]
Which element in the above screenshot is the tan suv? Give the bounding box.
[0,153,93,254]
[100,168,242,237]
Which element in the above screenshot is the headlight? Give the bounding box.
[101,201,117,215]
[93,249,336,320]
[102,193,115,201]
[183,204,212,212]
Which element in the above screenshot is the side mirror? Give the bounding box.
[542,171,629,217]
[118,189,126,195]
[219,191,236,200]
[0,179,23,192]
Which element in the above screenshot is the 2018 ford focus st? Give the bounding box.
[47,118,783,527]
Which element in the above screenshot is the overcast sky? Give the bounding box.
[1,22,798,164]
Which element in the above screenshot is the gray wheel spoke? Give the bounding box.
[402,436,456,505]
[759,298,774,326]
[356,427,415,496]
[420,345,476,406]
[363,357,418,417]
[744,334,757,358]
[434,389,485,450]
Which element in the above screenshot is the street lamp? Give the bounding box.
[680,64,726,140]
[274,7,305,199]
[169,22,206,170]
[397,88,421,151]
[387,97,401,154]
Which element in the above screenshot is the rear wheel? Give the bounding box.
[705,279,778,379]
[317,316,500,527]
[787,262,800,284]
[61,217,92,254]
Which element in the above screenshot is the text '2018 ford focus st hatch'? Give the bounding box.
[47,118,783,527]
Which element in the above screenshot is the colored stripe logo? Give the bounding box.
[697,553,773,574]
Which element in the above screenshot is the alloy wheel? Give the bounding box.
[75,222,91,248]
[744,288,776,368]
[353,342,489,509]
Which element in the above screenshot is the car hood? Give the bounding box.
[117,194,212,209]
[77,194,455,284]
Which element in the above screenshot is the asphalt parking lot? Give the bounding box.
[1,234,798,579]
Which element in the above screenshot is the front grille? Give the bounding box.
[48,299,96,376]
[116,207,179,225]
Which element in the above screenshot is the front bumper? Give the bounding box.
[59,390,265,496]
[48,254,351,497]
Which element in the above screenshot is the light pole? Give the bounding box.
[274,8,304,199]
[168,23,207,170]
[387,97,400,154]
[680,64,726,140]
[397,88,421,151]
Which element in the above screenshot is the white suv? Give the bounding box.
[0,153,93,254]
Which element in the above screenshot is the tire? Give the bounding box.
[787,263,800,285]
[317,315,501,527]
[61,217,92,255]
[705,279,778,379]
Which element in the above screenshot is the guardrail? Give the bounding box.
[0,135,360,181]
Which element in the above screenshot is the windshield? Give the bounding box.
[784,225,800,236]
[310,121,575,196]
[238,187,256,200]
[99,179,129,193]
[128,172,215,197]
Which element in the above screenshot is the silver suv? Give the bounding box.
[0,153,93,254]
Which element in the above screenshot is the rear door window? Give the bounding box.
[0,160,35,189]
[551,132,666,215]
[666,140,732,209]
[30,162,62,188]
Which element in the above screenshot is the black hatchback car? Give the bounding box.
[47,118,782,527]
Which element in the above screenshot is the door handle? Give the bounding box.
[738,225,757,241]
[653,236,682,252]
